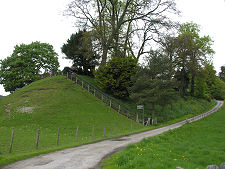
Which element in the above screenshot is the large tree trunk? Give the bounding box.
[100,48,108,67]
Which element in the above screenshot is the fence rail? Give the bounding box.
[65,72,148,124]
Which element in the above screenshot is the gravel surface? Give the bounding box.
[2,101,223,169]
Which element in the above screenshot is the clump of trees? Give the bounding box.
[0,42,59,93]
[62,0,225,110]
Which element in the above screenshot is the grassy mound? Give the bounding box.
[0,76,140,167]
[102,104,225,169]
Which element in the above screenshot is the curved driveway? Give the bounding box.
[2,101,223,169]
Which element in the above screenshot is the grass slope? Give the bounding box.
[102,105,225,169]
[0,76,140,167]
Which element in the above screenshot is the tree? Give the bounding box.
[211,77,225,100]
[65,0,179,66]
[130,50,178,117]
[61,30,99,76]
[95,56,137,98]
[219,66,225,82]
[202,64,225,100]
[168,23,214,97]
[0,42,59,92]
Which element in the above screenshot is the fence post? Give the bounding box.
[67,72,68,78]
[76,126,79,142]
[76,77,78,83]
[110,100,112,107]
[118,105,120,113]
[9,130,15,153]
[94,90,96,96]
[36,129,40,149]
[103,125,106,137]
[136,114,139,123]
[101,95,103,101]
[82,81,83,88]
[92,126,95,140]
[57,128,60,146]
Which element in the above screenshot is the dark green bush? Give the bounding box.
[95,56,137,99]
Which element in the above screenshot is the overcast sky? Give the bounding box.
[0,0,225,96]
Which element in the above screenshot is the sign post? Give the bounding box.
[137,105,144,126]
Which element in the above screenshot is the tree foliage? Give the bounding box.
[95,56,137,98]
[219,66,225,82]
[160,23,214,97]
[130,51,178,116]
[61,30,99,76]
[211,77,225,100]
[0,42,59,92]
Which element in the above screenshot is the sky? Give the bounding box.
[0,0,225,96]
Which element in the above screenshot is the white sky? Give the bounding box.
[0,0,225,96]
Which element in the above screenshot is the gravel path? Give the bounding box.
[2,101,223,169]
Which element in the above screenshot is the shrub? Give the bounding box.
[95,56,137,99]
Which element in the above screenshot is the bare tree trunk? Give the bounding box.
[100,48,108,67]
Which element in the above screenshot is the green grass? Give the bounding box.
[102,104,225,169]
[0,76,142,167]
[0,75,217,167]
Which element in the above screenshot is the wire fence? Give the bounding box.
[65,72,149,124]
[5,120,142,154]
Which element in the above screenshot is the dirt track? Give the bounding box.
[2,101,223,169]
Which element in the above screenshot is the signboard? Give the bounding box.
[137,105,144,110]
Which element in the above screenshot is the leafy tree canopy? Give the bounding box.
[130,50,178,116]
[162,22,214,97]
[219,66,225,82]
[95,56,137,99]
[0,41,59,92]
[61,30,99,76]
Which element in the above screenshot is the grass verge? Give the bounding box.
[102,104,225,169]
